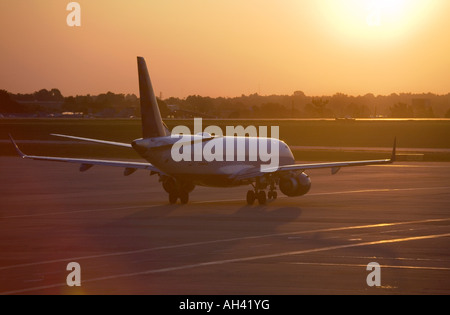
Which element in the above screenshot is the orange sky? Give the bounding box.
[0,0,449,98]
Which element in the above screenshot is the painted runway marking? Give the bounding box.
[287,262,450,271]
[195,187,450,203]
[2,232,449,295]
[1,217,448,271]
[331,255,450,263]
[370,164,450,168]
[1,204,158,219]
[308,186,450,197]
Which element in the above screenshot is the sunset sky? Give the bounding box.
[0,0,449,98]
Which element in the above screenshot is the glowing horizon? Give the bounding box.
[0,0,449,98]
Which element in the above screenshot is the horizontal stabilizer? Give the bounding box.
[8,134,163,175]
[51,134,132,148]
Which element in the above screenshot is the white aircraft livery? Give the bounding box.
[9,57,396,205]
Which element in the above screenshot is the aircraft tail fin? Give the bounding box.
[137,57,169,138]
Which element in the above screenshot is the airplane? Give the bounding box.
[9,56,397,205]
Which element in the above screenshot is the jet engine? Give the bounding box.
[279,172,311,197]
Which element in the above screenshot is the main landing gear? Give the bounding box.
[168,190,190,204]
[162,176,194,205]
[246,179,277,205]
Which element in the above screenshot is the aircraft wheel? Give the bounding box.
[272,191,277,200]
[179,191,189,204]
[257,191,267,205]
[246,190,256,205]
[169,192,178,204]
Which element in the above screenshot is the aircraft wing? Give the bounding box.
[231,138,396,182]
[9,134,163,176]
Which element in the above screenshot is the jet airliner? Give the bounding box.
[9,57,396,205]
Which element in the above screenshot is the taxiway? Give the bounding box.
[0,157,449,294]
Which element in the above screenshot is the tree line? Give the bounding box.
[1,88,449,118]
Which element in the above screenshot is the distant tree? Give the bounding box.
[346,103,369,118]
[185,95,214,114]
[412,101,434,118]
[91,92,119,114]
[33,89,53,101]
[5,88,450,118]
[253,102,289,118]
[62,95,90,115]
[313,98,329,117]
[228,110,240,118]
[12,93,34,102]
[445,108,450,118]
[157,98,170,117]
[165,96,184,106]
[293,91,306,98]
[329,93,349,117]
[304,98,334,118]
[0,90,25,113]
[125,93,138,103]
[62,96,75,111]
[50,88,64,101]
[389,102,413,118]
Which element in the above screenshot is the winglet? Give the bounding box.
[8,134,27,158]
[390,137,397,163]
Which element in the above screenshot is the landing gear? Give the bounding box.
[169,192,178,204]
[246,178,277,205]
[257,190,267,205]
[267,180,277,200]
[168,190,190,204]
[247,190,267,205]
[267,190,277,200]
[179,190,189,204]
[247,190,256,205]
[162,176,194,205]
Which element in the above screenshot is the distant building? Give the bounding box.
[167,104,179,112]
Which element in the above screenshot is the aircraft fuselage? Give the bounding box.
[132,135,295,187]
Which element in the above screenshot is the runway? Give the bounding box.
[0,157,449,294]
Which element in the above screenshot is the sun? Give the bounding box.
[318,0,436,43]
[365,0,407,27]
